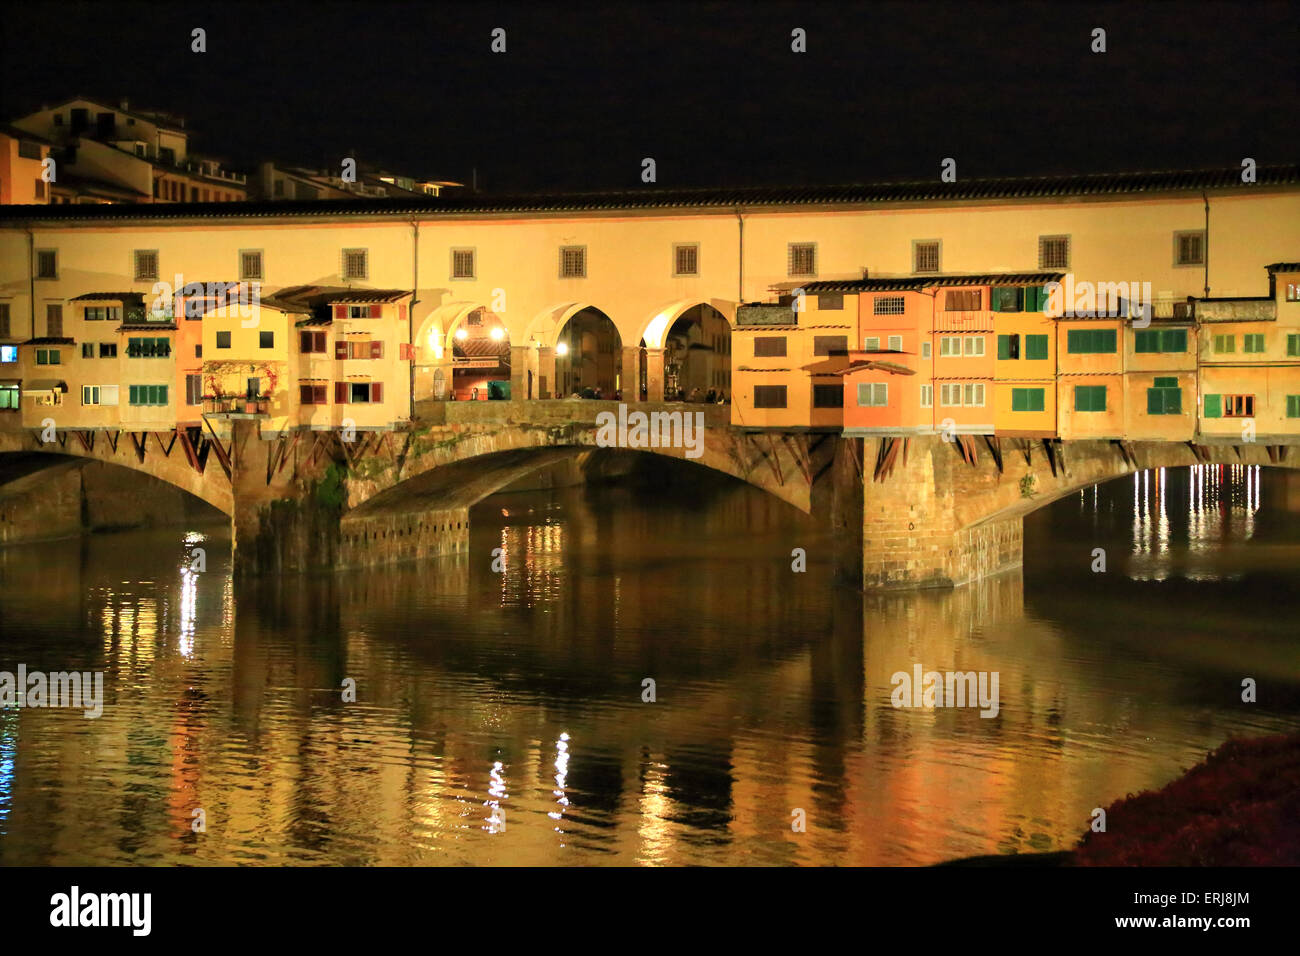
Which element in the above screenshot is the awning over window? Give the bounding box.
[22,379,68,393]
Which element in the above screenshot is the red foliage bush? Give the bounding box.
[1073,733,1300,866]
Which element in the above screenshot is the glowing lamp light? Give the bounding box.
[454,327,469,341]
[489,326,505,341]
[555,342,569,356]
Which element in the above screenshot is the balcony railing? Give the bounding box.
[203,396,270,416]
[737,304,797,327]
[125,344,172,358]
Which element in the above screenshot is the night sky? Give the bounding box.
[4,1,1296,192]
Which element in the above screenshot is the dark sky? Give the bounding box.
[4,1,1296,192]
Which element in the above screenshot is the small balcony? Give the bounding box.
[204,395,270,417]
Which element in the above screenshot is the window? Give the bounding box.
[864,336,880,351]
[1287,333,1300,356]
[341,340,383,359]
[753,385,787,408]
[913,240,940,273]
[195,345,202,358]
[82,343,95,358]
[35,180,46,200]
[921,341,931,359]
[447,247,477,280]
[857,382,888,407]
[1206,394,1255,418]
[786,243,818,278]
[1213,334,1235,354]
[81,385,100,405]
[0,384,20,409]
[36,250,57,279]
[963,382,985,406]
[342,248,369,280]
[96,342,117,359]
[888,335,903,351]
[216,330,232,349]
[1244,334,1265,354]
[1174,230,1206,266]
[1134,329,1188,353]
[299,383,328,405]
[259,331,274,349]
[990,287,1024,312]
[0,303,8,338]
[126,336,170,358]
[300,330,327,353]
[240,250,264,280]
[940,383,963,406]
[84,306,123,322]
[816,293,843,311]
[939,336,962,357]
[1025,334,1049,360]
[813,384,844,408]
[1287,395,1300,419]
[1067,328,1117,353]
[186,374,202,405]
[673,244,699,277]
[128,384,168,406]
[1011,387,1045,412]
[36,348,60,365]
[920,384,933,407]
[945,289,981,311]
[873,296,905,315]
[1068,385,1105,412]
[1038,235,1070,270]
[560,246,586,278]
[134,250,159,281]
[997,334,1020,360]
[0,345,15,363]
[99,385,119,405]
[1146,377,1182,415]
[348,305,380,319]
[963,336,985,356]
[813,335,848,356]
[753,337,787,357]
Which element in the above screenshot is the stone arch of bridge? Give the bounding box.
[345,422,821,518]
[0,441,234,517]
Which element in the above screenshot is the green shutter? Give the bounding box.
[1029,388,1044,411]
[1067,329,1083,353]
[1011,389,1025,411]
[998,335,1011,359]
[1288,334,1300,357]
[1026,334,1048,359]
[1203,394,1221,418]
[1146,388,1161,414]
[1165,329,1187,352]
[1288,395,1300,418]
[129,385,138,405]
[1100,329,1116,353]
[1165,389,1181,414]
[1134,330,1155,353]
[1152,376,1177,388]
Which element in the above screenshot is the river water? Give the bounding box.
[0,462,1297,865]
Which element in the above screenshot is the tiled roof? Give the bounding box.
[1266,262,1300,273]
[801,272,1066,293]
[2,165,1296,222]
[70,291,145,301]
[22,337,75,345]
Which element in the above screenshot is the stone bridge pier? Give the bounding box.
[858,434,1298,589]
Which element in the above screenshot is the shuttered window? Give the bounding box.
[1203,394,1221,418]
[1213,334,1235,353]
[299,384,328,405]
[753,337,787,357]
[753,385,787,408]
[997,334,1020,359]
[813,335,848,356]
[816,293,843,311]
[1244,334,1265,353]
[46,304,63,337]
[1286,395,1300,418]
[856,382,887,407]
[300,331,327,353]
[1146,378,1181,415]
[990,287,1024,312]
[1134,329,1188,353]
[1067,328,1117,353]
[1011,388,1044,412]
[1025,335,1049,360]
[812,384,844,408]
[944,289,981,311]
[1074,385,1106,412]
[1174,231,1205,266]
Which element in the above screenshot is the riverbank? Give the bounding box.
[940,733,1300,866]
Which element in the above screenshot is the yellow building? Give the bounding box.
[992,283,1058,438]
[1197,263,1300,443]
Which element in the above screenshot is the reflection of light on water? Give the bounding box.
[0,714,16,830]
[636,756,673,866]
[483,760,508,832]
[179,568,198,658]
[549,732,571,827]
